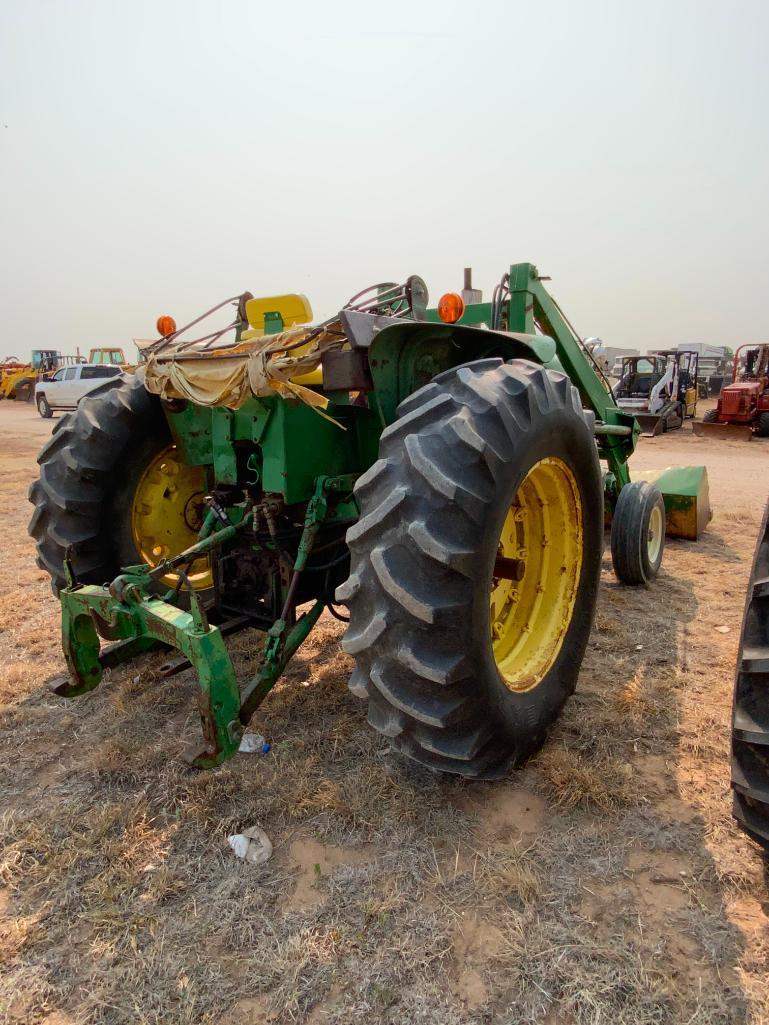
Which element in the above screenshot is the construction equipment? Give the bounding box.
[615,350,699,436]
[0,348,130,402]
[583,338,609,374]
[0,357,27,395]
[88,346,136,370]
[694,344,769,440]
[0,350,84,401]
[28,264,711,777]
[677,343,732,398]
[1,350,60,401]
[608,348,640,378]
[731,495,769,848]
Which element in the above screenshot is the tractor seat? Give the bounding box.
[240,293,322,387]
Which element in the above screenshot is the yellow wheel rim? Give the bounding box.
[130,444,212,589]
[647,503,663,564]
[491,457,583,692]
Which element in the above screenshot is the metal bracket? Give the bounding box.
[53,473,358,770]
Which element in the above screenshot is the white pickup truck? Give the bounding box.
[35,363,125,418]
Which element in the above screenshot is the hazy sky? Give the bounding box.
[1,0,767,360]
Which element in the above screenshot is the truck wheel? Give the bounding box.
[703,409,719,424]
[732,498,769,848]
[610,481,665,586]
[36,394,52,419]
[337,358,603,779]
[28,374,211,596]
[757,412,769,438]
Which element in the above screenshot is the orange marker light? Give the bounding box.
[437,292,465,324]
[156,315,177,338]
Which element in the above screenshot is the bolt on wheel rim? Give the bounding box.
[490,457,583,692]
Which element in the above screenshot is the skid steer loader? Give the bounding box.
[28,264,711,777]
[615,350,699,436]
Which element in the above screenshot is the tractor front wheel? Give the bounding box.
[610,481,665,586]
[757,412,769,438]
[337,358,603,779]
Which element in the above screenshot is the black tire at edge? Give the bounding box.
[731,496,769,849]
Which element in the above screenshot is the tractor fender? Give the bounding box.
[366,321,557,424]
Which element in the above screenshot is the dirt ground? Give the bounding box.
[1,399,768,1025]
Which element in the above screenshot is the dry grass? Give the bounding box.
[536,748,635,812]
[1,407,769,1024]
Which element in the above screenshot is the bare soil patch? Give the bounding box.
[1,402,769,1023]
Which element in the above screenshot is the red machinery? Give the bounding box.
[694,344,769,440]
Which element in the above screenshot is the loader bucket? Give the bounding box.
[631,465,712,540]
[633,413,665,438]
[692,420,753,442]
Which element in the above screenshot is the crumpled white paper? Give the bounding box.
[227,825,273,864]
[238,733,270,754]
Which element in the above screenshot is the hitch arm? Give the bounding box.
[59,586,242,768]
[55,473,358,770]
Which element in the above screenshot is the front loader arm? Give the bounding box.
[507,263,638,493]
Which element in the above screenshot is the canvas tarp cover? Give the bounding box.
[143,325,344,412]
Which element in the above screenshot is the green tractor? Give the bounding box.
[28,264,710,777]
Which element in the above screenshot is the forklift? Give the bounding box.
[615,350,699,436]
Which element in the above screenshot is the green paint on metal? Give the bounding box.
[212,408,237,485]
[239,600,325,726]
[264,311,284,334]
[55,472,359,767]
[631,465,712,540]
[166,401,213,466]
[368,321,554,425]
[259,400,370,503]
[505,262,637,491]
[168,392,375,505]
[59,584,242,766]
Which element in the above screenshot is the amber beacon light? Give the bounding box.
[437,292,465,324]
[156,315,177,338]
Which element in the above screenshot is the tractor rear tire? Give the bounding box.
[28,373,172,595]
[610,481,666,586]
[703,409,719,424]
[757,412,769,438]
[731,497,769,848]
[337,358,603,779]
